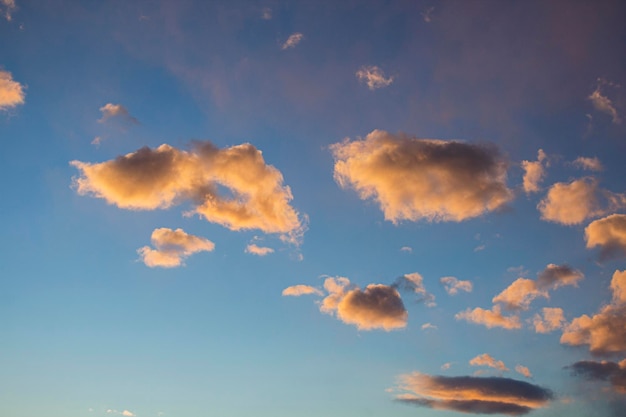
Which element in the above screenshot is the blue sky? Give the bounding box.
[2,1,626,416]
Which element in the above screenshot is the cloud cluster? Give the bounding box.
[521,149,547,194]
[532,307,565,334]
[355,66,394,90]
[282,285,323,297]
[281,33,303,50]
[137,228,215,268]
[394,372,553,415]
[71,142,303,237]
[0,69,25,110]
[585,214,626,260]
[440,276,473,295]
[561,270,626,356]
[470,353,509,372]
[568,360,626,393]
[331,130,513,223]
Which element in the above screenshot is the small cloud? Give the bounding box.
[469,353,509,372]
[138,228,215,268]
[532,307,565,334]
[245,243,274,256]
[515,365,533,378]
[0,0,16,21]
[536,264,583,290]
[91,136,103,146]
[282,285,323,297]
[588,80,622,124]
[356,66,394,90]
[440,362,452,371]
[455,305,521,330]
[521,149,547,194]
[421,6,434,23]
[474,244,486,252]
[281,32,303,50]
[0,69,25,110]
[261,7,272,20]
[98,103,139,125]
[122,411,135,417]
[421,322,437,331]
[573,156,603,171]
[585,214,626,260]
[394,272,435,307]
[400,246,412,253]
[440,276,473,295]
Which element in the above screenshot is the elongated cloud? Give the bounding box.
[538,177,626,225]
[1,0,16,21]
[532,307,565,334]
[585,214,626,259]
[71,142,303,237]
[394,372,553,415]
[331,130,513,223]
[98,103,139,125]
[137,228,215,268]
[589,85,621,124]
[568,360,626,393]
[356,66,394,90]
[515,365,532,379]
[245,244,274,256]
[573,156,603,171]
[281,33,303,50]
[320,277,408,331]
[440,276,473,295]
[561,270,626,355]
[521,149,547,194]
[456,305,521,330]
[0,69,25,110]
[282,285,322,297]
[470,353,509,372]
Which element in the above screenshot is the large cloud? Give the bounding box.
[561,270,626,356]
[521,149,547,194]
[585,214,626,260]
[330,130,513,223]
[568,360,626,394]
[137,228,215,268]
[394,372,553,415]
[71,142,303,236]
[0,69,25,110]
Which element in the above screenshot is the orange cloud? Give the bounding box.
[355,66,394,90]
[98,103,139,125]
[455,305,521,330]
[532,307,565,334]
[515,365,532,379]
[137,228,215,268]
[585,214,626,260]
[0,69,25,110]
[521,149,547,194]
[282,285,323,297]
[245,244,274,256]
[71,142,303,236]
[331,130,513,223]
[440,276,473,295]
[492,278,548,311]
[470,353,509,372]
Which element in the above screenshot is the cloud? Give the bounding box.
[0,0,16,21]
[0,69,25,110]
[568,360,626,393]
[320,277,407,331]
[98,103,139,125]
[536,264,584,290]
[261,7,272,20]
[585,214,626,260]
[122,412,135,417]
[561,270,626,356]
[355,66,394,90]
[440,276,473,295]
[589,83,621,124]
[521,149,547,194]
[282,285,323,297]
[71,142,303,237]
[394,272,435,307]
[137,228,215,268]
[470,353,509,372]
[441,363,452,371]
[421,6,434,23]
[106,410,134,417]
[532,307,565,334]
[245,243,274,256]
[400,246,412,253]
[538,177,626,225]
[394,372,553,415]
[281,33,303,50]
[515,365,532,379]
[456,305,521,330]
[421,323,437,331]
[331,130,513,223]
[573,156,603,172]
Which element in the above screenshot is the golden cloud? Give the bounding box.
[585,214,626,260]
[245,244,274,256]
[532,307,565,334]
[282,285,323,297]
[137,228,215,268]
[0,69,25,110]
[455,305,521,330]
[470,353,509,372]
[521,149,547,194]
[440,276,473,295]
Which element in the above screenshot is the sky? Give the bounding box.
[2,1,626,416]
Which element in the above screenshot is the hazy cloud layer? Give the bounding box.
[573,157,603,171]
[137,228,215,268]
[521,149,547,194]
[98,103,139,125]
[0,69,25,110]
[456,305,521,330]
[331,130,512,223]
[532,307,565,334]
[440,276,473,295]
[355,66,394,90]
[71,142,303,236]
[470,353,509,372]
[281,32,303,50]
[561,270,626,356]
[395,372,553,415]
[585,214,626,260]
[568,360,626,393]
[282,285,323,297]
[245,244,274,256]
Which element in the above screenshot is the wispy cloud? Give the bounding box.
[245,243,274,256]
[355,66,394,90]
[573,156,603,171]
[421,6,434,23]
[515,365,532,379]
[282,285,323,297]
[521,149,547,194]
[260,7,272,20]
[421,323,437,331]
[281,33,303,50]
[394,273,436,307]
[440,276,473,295]
[585,214,626,260]
[0,69,25,110]
[138,228,215,268]
[470,353,509,372]
[400,246,412,253]
[331,130,513,223]
[0,0,16,21]
[588,80,621,124]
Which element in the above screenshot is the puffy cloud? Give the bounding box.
[568,360,626,393]
[455,305,521,330]
[137,228,215,268]
[0,0,16,21]
[331,130,513,223]
[245,244,274,256]
[281,33,303,50]
[492,278,548,311]
[98,103,139,125]
[282,285,323,297]
[470,353,509,372]
[585,214,626,260]
[440,276,473,295]
[532,307,565,334]
[521,149,547,194]
[536,264,584,290]
[355,66,394,90]
[394,272,435,307]
[515,365,532,379]
[320,277,408,331]
[561,270,626,356]
[71,142,303,236]
[573,156,603,172]
[394,372,553,415]
[589,84,621,124]
[0,69,25,110]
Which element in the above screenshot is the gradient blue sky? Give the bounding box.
[2,1,626,416]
